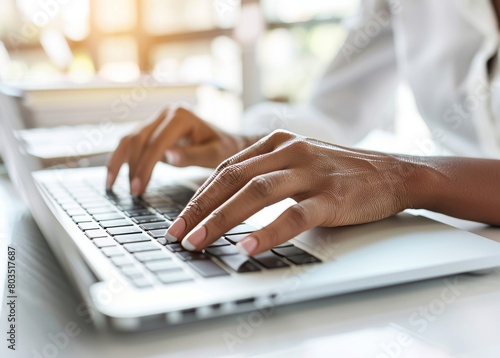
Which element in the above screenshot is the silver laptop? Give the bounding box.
[2,87,500,332]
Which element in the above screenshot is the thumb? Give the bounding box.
[165,143,220,168]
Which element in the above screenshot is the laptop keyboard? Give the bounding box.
[42,176,321,289]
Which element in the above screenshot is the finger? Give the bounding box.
[106,137,129,189]
[188,134,275,204]
[166,149,291,242]
[180,170,306,251]
[235,197,324,256]
[165,142,219,168]
[131,114,193,195]
[128,108,168,181]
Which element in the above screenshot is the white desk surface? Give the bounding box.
[1,169,500,358]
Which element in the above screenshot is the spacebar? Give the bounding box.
[187,260,229,278]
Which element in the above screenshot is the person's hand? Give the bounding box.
[165,130,424,256]
[106,105,258,195]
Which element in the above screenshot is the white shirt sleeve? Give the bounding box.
[241,0,400,146]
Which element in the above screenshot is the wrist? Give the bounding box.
[397,155,440,210]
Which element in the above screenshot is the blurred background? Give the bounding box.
[0,0,360,124]
[9,1,443,173]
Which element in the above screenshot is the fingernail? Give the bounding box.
[236,236,258,256]
[182,226,206,251]
[164,232,178,243]
[167,217,186,239]
[166,150,179,165]
[105,174,114,190]
[130,177,141,196]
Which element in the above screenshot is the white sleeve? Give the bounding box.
[241,0,400,146]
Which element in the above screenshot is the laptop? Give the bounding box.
[2,87,500,332]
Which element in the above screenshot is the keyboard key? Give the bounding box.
[100,247,124,257]
[85,229,108,239]
[72,215,92,223]
[78,222,100,231]
[62,203,82,211]
[132,215,164,224]
[205,246,240,256]
[124,242,161,253]
[253,251,289,269]
[274,242,294,248]
[272,246,307,257]
[93,238,117,248]
[187,260,229,278]
[286,254,321,265]
[147,199,174,208]
[156,237,168,245]
[163,212,181,220]
[147,229,167,238]
[134,250,171,262]
[132,277,153,288]
[100,219,132,228]
[75,196,102,203]
[93,212,124,221]
[119,203,146,211]
[207,237,231,247]
[124,209,152,217]
[224,233,250,244]
[157,271,193,285]
[155,205,179,213]
[218,255,261,273]
[110,256,134,266]
[145,260,181,272]
[121,265,144,278]
[80,202,110,210]
[170,196,192,207]
[175,251,208,261]
[86,206,116,215]
[166,243,185,252]
[107,226,141,236]
[66,208,87,216]
[225,223,257,236]
[112,198,136,206]
[114,234,151,244]
[140,222,171,231]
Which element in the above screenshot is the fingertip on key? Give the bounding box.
[236,235,258,256]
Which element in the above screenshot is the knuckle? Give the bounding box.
[220,164,245,186]
[288,139,311,153]
[262,225,280,246]
[183,199,205,219]
[171,105,190,120]
[129,133,146,147]
[248,175,274,197]
[118,135,131,147]
[269,129,294,142]
[210,208,229,228]
[287,204,309,230]
[215,157,234,173]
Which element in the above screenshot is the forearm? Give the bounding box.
[405,156,500,226]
